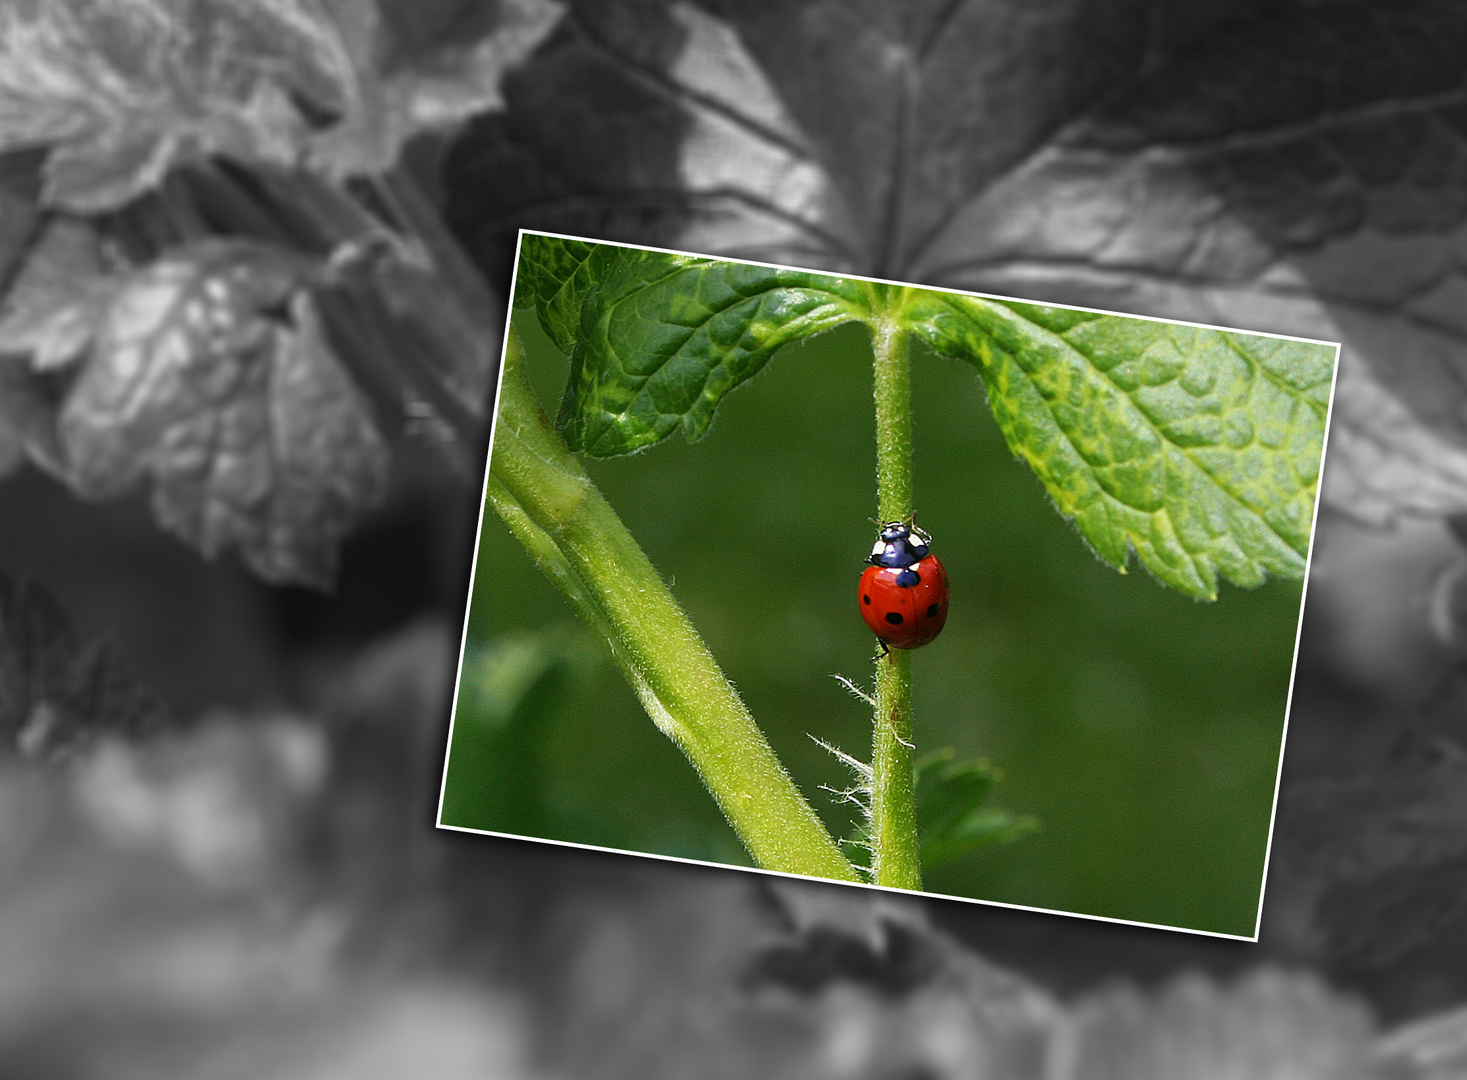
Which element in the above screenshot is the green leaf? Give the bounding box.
[527,236,869,456]
[516,232,615,350]
[914,749,1037,868]
[905,294,1335,599]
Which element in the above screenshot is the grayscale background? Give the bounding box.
[2,3,1465,1077]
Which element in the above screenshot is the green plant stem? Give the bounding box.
[869,308,922,890]
[489,327,859,883]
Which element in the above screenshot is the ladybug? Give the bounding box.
[858,520,949,650]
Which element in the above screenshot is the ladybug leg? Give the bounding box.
[876,638,890,657]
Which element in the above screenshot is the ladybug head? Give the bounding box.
[869,520,932,568]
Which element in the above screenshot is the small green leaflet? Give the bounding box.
[914,749,1038,868]
[517,235,1336,600]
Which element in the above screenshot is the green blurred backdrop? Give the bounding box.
[441,314,1302,938]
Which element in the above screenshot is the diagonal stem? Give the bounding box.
[488,326,859,882]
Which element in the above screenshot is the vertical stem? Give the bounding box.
[869,309,922,890]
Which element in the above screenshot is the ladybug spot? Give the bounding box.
[926,603,940,618]
[884,612,904,625]
[863,595,871,605]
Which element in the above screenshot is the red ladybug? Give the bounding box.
[858,520,949,650]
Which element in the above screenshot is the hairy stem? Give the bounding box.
[869,307,922,890]
[489,327,859,882]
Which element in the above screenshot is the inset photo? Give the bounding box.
[438,231,1340,939]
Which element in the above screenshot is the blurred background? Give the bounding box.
[4,1,1467,1077]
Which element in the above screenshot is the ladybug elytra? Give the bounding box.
[858,520,949,650]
